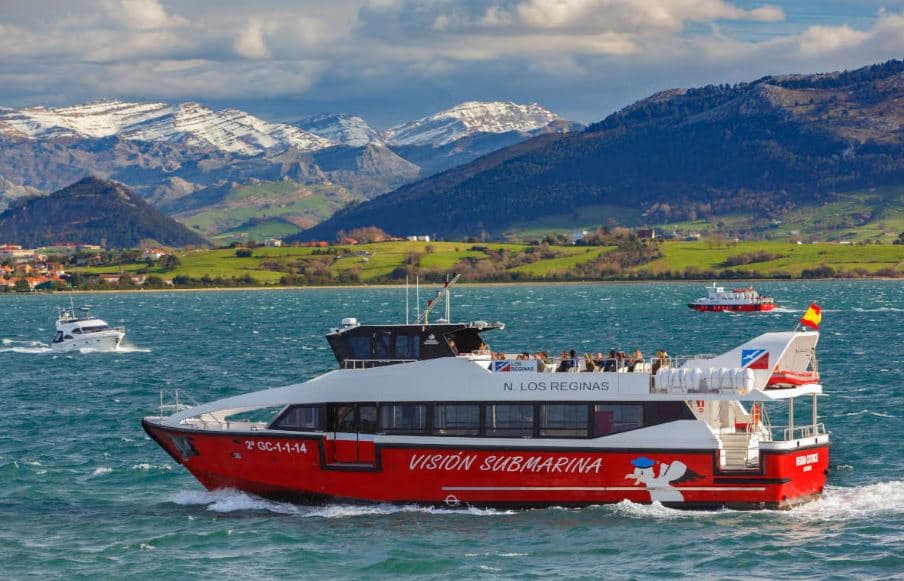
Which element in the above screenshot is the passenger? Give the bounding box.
[533,352,548,372]
[651,349,671,375]
[448,338,458,354]
[556,350,575,372]
[583,353,597,372]
[629,350,644,372]
[592,352,606,369]
[519,352,530,360]
[604,349,617,372]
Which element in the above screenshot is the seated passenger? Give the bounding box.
[556,350,575,372]
[629,350,644,372]
[652,349,671,375]
[583,353,597,372]
[603,349,618,372]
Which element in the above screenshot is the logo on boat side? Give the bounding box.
[741,348,770,369]
[625,456,704,502]
[424,333,439,345]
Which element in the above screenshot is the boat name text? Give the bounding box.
[409,452,602,474]
[503,380,610,392]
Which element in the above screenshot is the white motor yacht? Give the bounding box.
[51,305,125,352]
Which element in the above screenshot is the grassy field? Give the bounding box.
[644,241,904,276]
[68,240,904,284]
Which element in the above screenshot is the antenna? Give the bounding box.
[415,276,420,322]
[417,273,461,325]
[405,275,410,325]
[444,273,451,322]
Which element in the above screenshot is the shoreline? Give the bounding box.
[1,277,900,296]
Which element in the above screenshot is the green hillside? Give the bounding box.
[173,180,364,238]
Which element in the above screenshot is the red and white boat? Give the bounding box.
[689,283,776,312]
[143,287,827,510]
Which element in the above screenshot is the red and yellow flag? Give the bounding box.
[800,303,822,330]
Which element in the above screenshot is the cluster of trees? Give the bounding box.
[722,252,784,267]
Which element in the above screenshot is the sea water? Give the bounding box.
[0,281,901,579]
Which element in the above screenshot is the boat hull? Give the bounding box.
[51,331,124,352]
[689,303,776,312]
[143,420,828,510]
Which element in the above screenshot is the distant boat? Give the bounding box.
[51,304,125,352]
[688,283,776,312]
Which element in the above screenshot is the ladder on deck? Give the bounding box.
[720,432,760,469]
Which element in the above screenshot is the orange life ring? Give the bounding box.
[695,400,705,413]
[751,403,761,426]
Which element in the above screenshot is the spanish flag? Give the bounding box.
[800,303,822,330]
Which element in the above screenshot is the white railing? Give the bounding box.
[777,423,827,441]
[341,358,417,369]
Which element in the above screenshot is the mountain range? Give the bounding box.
[0,100,575,239]
[300,59,904,241]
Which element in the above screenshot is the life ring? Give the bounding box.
[767,369,820,388]
[751,403,761,427]
[695,400,705,413]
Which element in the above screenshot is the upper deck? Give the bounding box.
[326,319,503,368]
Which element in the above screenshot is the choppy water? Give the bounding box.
[1,282,901,579]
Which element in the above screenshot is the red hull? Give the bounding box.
[689,303,776,312]
[144,421,828,510]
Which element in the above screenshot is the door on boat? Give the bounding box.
[327,403,377,465]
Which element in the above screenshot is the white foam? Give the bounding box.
[0,338,53,354]
[91,467,113,477]
[784,481,904,521]
[167,489,514,517]
[131,463,172,471]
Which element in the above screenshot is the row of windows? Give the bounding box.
[270,401,694,439]
[345,332,423,360]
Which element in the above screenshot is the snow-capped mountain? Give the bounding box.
[0,100,334,156]
[294,114,383,147]
[382,101,561,147]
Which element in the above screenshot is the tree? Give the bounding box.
[159,254,181,270]
[894,232,904,245]
[235,248,253,258]
[13,279,31,292]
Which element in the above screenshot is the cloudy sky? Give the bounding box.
[1,0,903,126]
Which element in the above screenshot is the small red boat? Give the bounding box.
[689,283,776,312]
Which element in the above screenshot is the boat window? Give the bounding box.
[433,404,480,436]
[485,404,534,438]
[334,405,357,432]
[380,404,427,434]
[359,405,378,434]
[64,335,74,340]
[81,325,108,333]
[271,405,324,431]
[593,404,643,436]
[540,404,589,437]
[645,402,695,425]
[71,328,82,334]
[395,334,419,359]
[375,332,392,358]
[346,335,371,359]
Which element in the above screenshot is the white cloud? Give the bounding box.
[798,25,870,57]
[0,1,901,125]
[234,18,271,59]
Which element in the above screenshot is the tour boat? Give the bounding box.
[143,283,827,510]
[689,283,776,312]
[51,305,125,352]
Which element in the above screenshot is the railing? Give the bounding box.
[776,423,827,441]
[156,388,226,428]
[341,358,417,369]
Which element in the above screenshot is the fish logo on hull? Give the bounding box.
[741,348,770,369]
